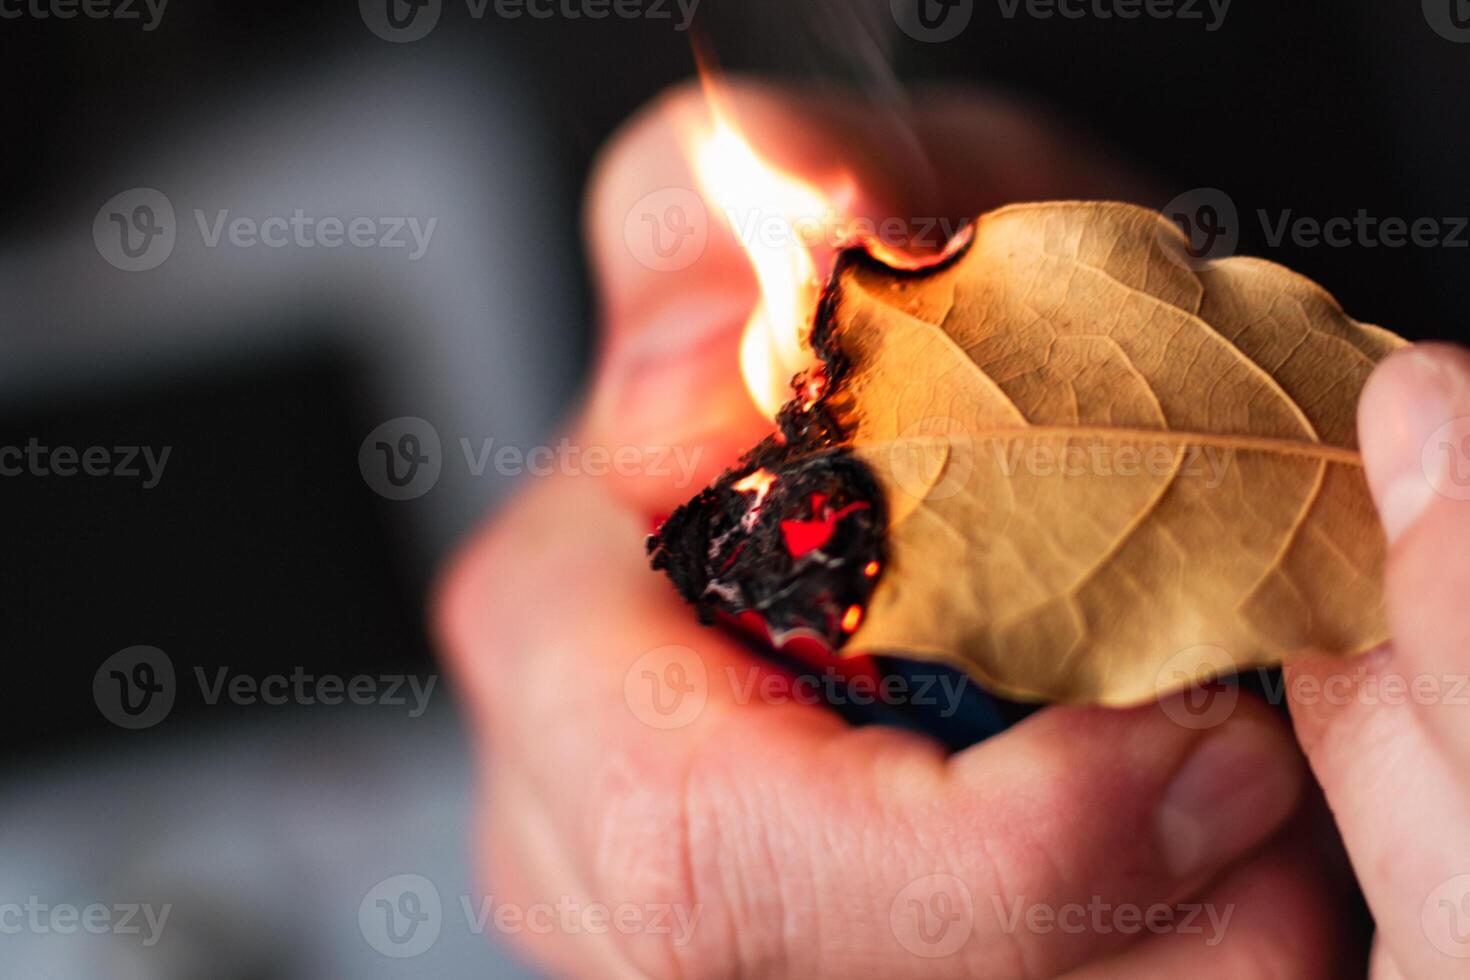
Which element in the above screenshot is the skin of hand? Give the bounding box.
[433,80,1359,979]
[1289,342,1470,979]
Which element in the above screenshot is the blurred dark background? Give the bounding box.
[0,0,1464,976]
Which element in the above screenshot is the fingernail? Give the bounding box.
[1360,348,1463,544]
[1155,719,1301,876]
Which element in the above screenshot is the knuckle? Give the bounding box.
[583,738,833,980]
[582,752,730,980]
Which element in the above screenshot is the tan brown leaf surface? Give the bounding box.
[826,201,1406,705]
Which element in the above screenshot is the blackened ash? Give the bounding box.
[646,372,885,651]
[646,240,978,651]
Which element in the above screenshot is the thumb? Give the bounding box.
[1285,342,1470,978]
[582,285,768,516]
[1358,342,1470,758]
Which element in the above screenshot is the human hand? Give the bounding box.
[435,81,1354,978]
[1289,342,1470,978]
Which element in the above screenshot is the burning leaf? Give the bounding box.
[651,201,1405,707]
[832,201,1404,704]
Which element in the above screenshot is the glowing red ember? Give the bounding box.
[780,492,871,560]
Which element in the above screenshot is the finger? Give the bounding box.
[476,768,652,979]
[437,471,1306,979]
[1285,344,1470,977]
[581,79,1152,515]
[1057,807,1364,980]
[1357,342,1470,760]
[1287,648,1470,978]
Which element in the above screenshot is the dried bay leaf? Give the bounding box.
[829,201,1405,704]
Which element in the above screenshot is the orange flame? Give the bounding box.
[683,73,973,420]
[687,111,843,417]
